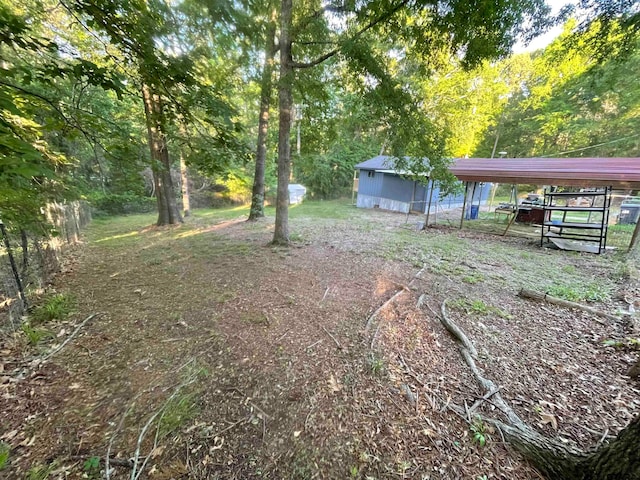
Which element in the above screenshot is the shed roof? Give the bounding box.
[450,157,640,189]
[356,156,640,188]
[355,155,429,174]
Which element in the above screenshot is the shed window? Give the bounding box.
[367,171,375,177]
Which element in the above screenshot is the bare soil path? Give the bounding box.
[1,201,639,479]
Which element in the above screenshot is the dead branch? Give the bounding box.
[321,326,342,350]
[106,395,138,479]
[321,287,330,303]
[518,288,618,324]
[43,313,104,361]
[467,386,501,417]
[305,339,322,350]
[130,377,197,480]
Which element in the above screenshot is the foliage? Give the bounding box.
[89,192,157,216]
[296,140,377,198]
[83,456,101,479]
[474,23,640,159]
[546,281,610,303]
[0,442,9,470]
[21,322,52,345]
[471,417,488,447]
[31,293,75,324]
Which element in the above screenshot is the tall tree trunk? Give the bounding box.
[272,0,292,245]
[141,84,182,226]
[179,149,190,217]
[248,16,277,222]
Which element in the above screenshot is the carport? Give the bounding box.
[449,157,640,251]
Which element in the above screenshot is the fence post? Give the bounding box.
[0,220,28,311]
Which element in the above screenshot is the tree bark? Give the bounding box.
[272,0,293,245]
[179,148,190,217]
[141,84,182,226]
[248,16,277,222]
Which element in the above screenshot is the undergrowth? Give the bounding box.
[30,293,75,324]
[449,298,511,319]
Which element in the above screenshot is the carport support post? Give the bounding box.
[628,219,640,252]
[425,179,435,228]
[460,182,469,229]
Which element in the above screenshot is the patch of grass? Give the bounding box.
[462,272,484,284]
[26,463,56,480]
[158,391,200,438]
[546,281,610,303]
[240,311,270,326]
[214,291,235,303]
[0,443,9,470]
[603,337,640,350]
[21,322,52,346]
[289,232,303,242]
[367,353,386,377]
[287,199,354,220]
[449,298,511,319]
[31,293,75,324]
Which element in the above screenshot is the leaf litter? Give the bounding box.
[0,205,638,479]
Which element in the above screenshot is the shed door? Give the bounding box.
[411,182,428,213]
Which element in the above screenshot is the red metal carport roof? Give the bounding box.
[450,157,640,189]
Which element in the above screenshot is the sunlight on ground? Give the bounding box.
[94,230,140,243]
[174,219,247,239]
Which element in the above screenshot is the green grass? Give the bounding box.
[158,391,200,438]
[0,442,9,470]
[287,199,355,220]
[546,281,611,303]
[21,322,53,346]
[449,298,511,319]
[31,293,75,324]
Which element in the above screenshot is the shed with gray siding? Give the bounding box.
[355,156,490,215]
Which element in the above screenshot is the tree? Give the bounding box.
[248,7,277,221]
[269,0,552,244]
[67,0,246,225]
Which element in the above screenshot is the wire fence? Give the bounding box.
[1,201,91,326]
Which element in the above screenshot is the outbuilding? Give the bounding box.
[354,155,491,216]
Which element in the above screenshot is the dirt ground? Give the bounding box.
[1,202,639,479]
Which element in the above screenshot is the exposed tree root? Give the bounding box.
[518,288,619,324]
[435,299,640,480]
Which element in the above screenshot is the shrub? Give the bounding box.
[88,193,156,216]
[31,293,75,324]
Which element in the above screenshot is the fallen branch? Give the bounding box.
[518,288,618,324]
[321,325,342,350]
[321,287,330,303]
[130,377,197,480]
[43,313,104,361]
[205,416,249,439]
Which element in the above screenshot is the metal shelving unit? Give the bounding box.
[540,187,612,254]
